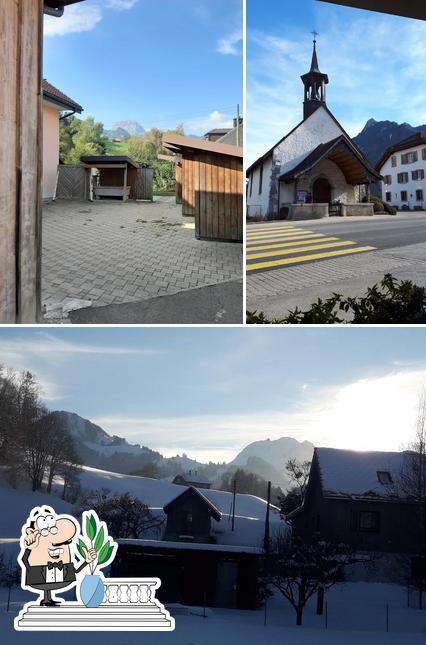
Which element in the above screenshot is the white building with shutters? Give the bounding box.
[377,132,426,210]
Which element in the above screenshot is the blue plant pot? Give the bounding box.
[80,574,105,608]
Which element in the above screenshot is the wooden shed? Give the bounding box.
[112,539,261,610]
[163,486,220,543]
[163,134,243,242]
[80,156,153,201]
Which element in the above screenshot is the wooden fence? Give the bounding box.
[55,166,89,200]
[134,167,153,201]
[55,166,153,201]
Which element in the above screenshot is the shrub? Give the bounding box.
[361,194,396,215]
[247,274,426,324]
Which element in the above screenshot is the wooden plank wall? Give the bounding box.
[181,152,243,241]
[0,0,43,323]
[135,168,153,201]
[97,167,153,200]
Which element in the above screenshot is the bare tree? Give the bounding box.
[399,388,426,607]
[285,459,311,499]
[280,459,312,515]
[266,532,354,626]
[43,416,81,494]
[75,490,164,539]
[0,554,20,612]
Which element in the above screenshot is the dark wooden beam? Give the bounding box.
[317,0,426,20]
[0,1,43,323]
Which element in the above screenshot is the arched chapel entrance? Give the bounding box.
[313,177,331,204]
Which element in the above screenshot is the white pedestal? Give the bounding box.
[15,578,175,631]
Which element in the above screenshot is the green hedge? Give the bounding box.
[247,274,426,324]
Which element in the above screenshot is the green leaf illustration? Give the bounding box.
[77,538,88,560]
[86,513,97,541]
[97,541,114,565]
[93,526,104,553]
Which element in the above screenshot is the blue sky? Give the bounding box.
[43,0,242,135]
[1,327,426,462]
[247,0,426,163]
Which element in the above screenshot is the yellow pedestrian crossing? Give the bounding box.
[246,223,376,273]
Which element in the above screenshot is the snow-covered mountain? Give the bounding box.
[46,411,313,489]
[231,437,314,487]
[45,411,162,474]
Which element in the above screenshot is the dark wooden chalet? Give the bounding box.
[163,486,221,543]
[112,539,260,610]
[289,447,421,554]
[110,486,263,609]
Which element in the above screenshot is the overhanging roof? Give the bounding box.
[163,134,242,159]
[80,155,139,168]
[42,79,83,113]
[163,486,222,522]
[279,135,382,185]
[317,0,426,20]
[44,1,85,6]
[376,132,426,170]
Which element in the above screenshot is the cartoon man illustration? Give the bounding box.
[19,506,96,606]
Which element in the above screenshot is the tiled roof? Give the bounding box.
[42,79,83,113]
[376,132,426,170]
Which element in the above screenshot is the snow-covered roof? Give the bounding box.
[117,538,262,554]
[75,466,287,548]
[164,486,221,521]
[315,447,407,500]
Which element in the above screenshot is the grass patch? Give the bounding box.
[104,140,129,155]
[154,190,175,196]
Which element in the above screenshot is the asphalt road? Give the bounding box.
[246,213,426,320]
[290,213,426,251]
[247,213,426,274]
[70,280,243,324]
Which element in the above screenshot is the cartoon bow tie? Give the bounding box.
[47,561,63,570]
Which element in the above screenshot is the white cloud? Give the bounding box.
[217,29,243,55]
[92,369,426,462]
[44,5,102,37]
[247,14,426,164]
[0,333,161,371]
[105,0,139,9]
[185,110,233,135]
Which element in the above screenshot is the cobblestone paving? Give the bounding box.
[42,198,242,319]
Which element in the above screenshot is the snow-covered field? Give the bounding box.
[0,466,285,548]
[1,583,425,644]
[1,472,425,643]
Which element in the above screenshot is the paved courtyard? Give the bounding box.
[42,197,242,322]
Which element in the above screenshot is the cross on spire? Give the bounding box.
[312,30,319,43]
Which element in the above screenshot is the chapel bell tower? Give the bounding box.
[301,33,329,120]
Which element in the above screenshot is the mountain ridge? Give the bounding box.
[48,410,313,489]
[352,118,426,166]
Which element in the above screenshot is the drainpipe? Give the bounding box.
[43,5,64,17]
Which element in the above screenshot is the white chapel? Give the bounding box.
[246,38,381,220]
